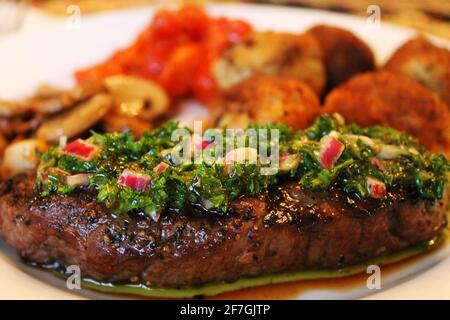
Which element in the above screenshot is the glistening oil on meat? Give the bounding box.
[1,113,439,296]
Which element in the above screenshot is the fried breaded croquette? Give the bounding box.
[214,74,321,130]
[323,71,450,155]
[384,37,450,108]
[211,32,326,96]
[308,25,375,94]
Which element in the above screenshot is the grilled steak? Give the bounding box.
[0,174,447,288]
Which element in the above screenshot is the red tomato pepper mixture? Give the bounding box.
[74,5,252,102]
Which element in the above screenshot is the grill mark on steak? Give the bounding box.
[0,174,447,288]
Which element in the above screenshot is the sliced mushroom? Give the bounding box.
[0,114,43,139]
[34,84,66,98]
[0,132,8,156]
[28,81,106,115]
[36,93,113,142]
[104,75,169,120]
[0,81,105,120]
[0,100,29,118]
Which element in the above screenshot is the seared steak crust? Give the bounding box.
[0,175,447,288]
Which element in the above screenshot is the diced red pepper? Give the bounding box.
[371,157,386,172]
[318,136,345,170]
[153,162,169,174]
[118,169,151,192]
[178,4,210,40]
[201,140,211,150]
[61,139,99,161]
[150,8,181,40]
[192,53,220,102]
[160,43,203,96]
[194,138,212,151]
[367,177,387,199]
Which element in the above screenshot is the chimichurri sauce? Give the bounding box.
[36,114,449,218]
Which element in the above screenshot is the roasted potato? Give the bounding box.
[215,75,321,130]
[384,37,450,108]
[308,24,375,94]
[212,31,326,96]
[323,71,450,155]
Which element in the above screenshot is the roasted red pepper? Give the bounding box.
[118,169,151,192]
[74,5,252,103]
[318,135,345,170]
[61,139,99,161]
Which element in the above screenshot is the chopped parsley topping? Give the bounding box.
[36,114,449,218]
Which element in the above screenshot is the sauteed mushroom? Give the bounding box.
[0,81,105,119]
[0,100,29,118]
[28,81,106,115]
[36,93,113,142]
[104,75,169,120]
[0,132,7,156]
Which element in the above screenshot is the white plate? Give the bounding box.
[0,3,449,300]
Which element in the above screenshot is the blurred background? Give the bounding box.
[1,0,449,39]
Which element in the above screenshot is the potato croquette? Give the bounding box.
[323,71,450,155]
[384,37,450,108]
[308,25,375,94]
[212,32,326,96]
[215,75,321,130]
